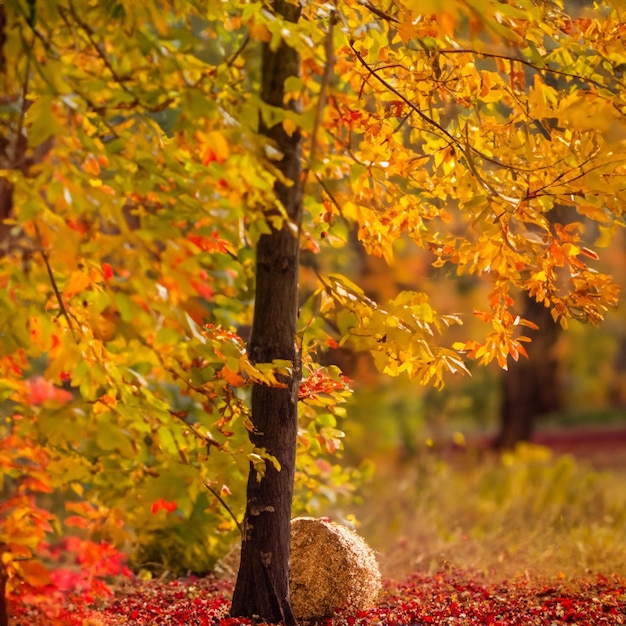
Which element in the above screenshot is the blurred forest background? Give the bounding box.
[312,223,626,581]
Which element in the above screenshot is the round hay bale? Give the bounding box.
[289,516,381,620]
[214,517,381,620]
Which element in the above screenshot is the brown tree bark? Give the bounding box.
[493,296,562,449]
[229,1,302,623]
[0,1,46,251]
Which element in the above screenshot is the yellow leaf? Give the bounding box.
[596,224,620,248]
[205,130,230,163]
[64,271,92,298]
[46,334,81,381]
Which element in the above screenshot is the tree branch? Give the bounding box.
[437,48,624,92]
[34,223,79,344]
[203,479,243,535]
[304,5,337,179]
[350,42,503,202]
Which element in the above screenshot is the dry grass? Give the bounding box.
[355,443,626,582]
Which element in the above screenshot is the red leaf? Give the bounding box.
[26,377,73,405]
[151,498,177,514]
[102,262,114,281]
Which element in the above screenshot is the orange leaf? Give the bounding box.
[220,365,246,387]
[516,341,529,358]
[82,155,101,176]
[65,515,90,529]
[248,21,271,42]
[64,271,92,298]
[17,559,51,588]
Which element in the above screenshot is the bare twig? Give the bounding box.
[203,479,243,535]
[33,223,79,344]
[315,173,342,214]
[168,409,224,452]
[357,0,399,23]
[304,6,337,180]
[226,33,250,68]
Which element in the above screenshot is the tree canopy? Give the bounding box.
[1,0,625,620]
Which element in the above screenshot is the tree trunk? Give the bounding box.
[493,296,562,449]
[229,1,302,623]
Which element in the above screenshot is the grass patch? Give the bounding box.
[358,443,626,582]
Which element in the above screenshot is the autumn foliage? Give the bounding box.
[1,0,625,620]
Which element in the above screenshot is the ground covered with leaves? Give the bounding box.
[10,569,626,626]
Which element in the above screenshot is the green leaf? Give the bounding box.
[26,96,61,147]
[284,76,304,93]
[96,419,135,456]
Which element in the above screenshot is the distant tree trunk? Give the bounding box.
[493,296,562,449]
[229,1,302,624]
[0,2,49,251]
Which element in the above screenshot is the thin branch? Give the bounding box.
[165,365,219,406]
[12,66,30,166]
[65,1,138,104]
[530,156,624,198]
[60,3,177,115]
[226,33,250,68]
[304,6,337,180]
[348,42,576,210]
[166,427,242,534]
[437,48,623,92]
[351,41,494,183]
[34,223,79,344]
[168,409,224,452]
[315,173,342,214]
[350,41,459,147]
[357,0,399,23]
[12,0,50,53]
[203,478,243,535]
